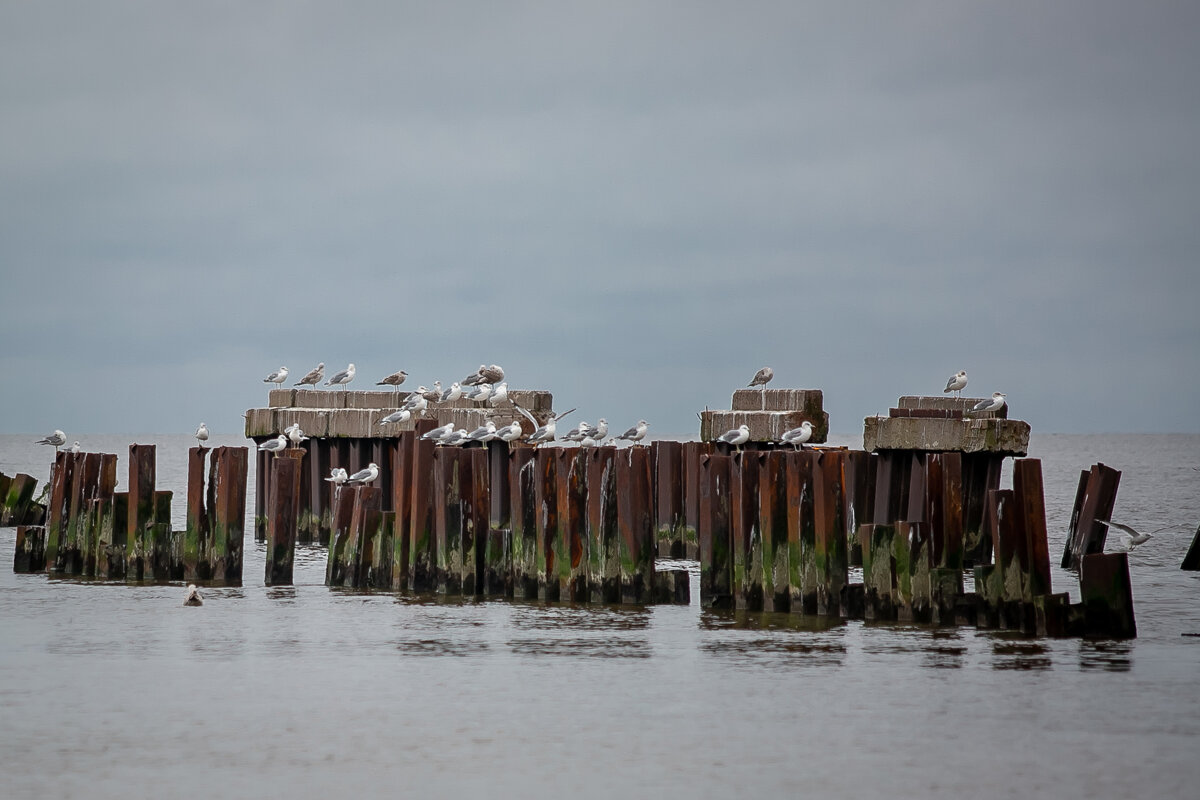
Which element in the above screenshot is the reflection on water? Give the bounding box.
[922,631,968,669]
[698,609,845,632]
[992,640,1053,671]
[508,637,651,658]
[394,639,491,657]
[265,587,297,602]
[510,605,650,631]
[700,637,847,669]
[1079,640,1133,672]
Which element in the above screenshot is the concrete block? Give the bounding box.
[731,388,824,413]
[699,410,829,444]
[898,395,1008,419]
[862,416,1029,456]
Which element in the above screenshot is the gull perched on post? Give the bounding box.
[346,463,379,485]
[69,441,82,454]
[258,435,288,457]
[378,409,412,426]
[716,424,751,451]
[439,382,463,403]
[324,467,348,486]
[967,392,1006,416]
[617,420,649,445]
[779,421,812,449]
[195,423,209,446]
[325,363,356,391]
[287,425,309,446]
[421,423,455,442]
[264,366,289,385]
[496,421,523,444]
[36,430,67,452]
[513,401,575,448]
[562,421,591,444]
[294,363,324,387]
[748,366,773,410]
[944,370,968,397]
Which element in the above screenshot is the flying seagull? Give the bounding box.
[325,363,356,390]
[967,392,1006,416]
[294,363,324,387]
[1097,520,1162,549]
[944,370,968,397]
[264,366,289,385]
[346,463,380,485]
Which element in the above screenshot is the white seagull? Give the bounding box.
[717,424,751,449]
[780,421,813,449]
[1097,520,1163,550]
[264,366,289,385]
[184,584,204,606]
[69,441,82,454]
[378,409,412,426]
[324,467,349,485]
[258,435,288,456]
[421,423,455,442]
[513,401,575,447]
[325,363,356,390]
[346,463,379,485]
[401,393,428,414]
[286,426,309,446]
[437,429,471,447]
[36,430,67,452]
[488,382,509,406]
[466,383,493,404]
[294,363,324,387]
[496,421,523,443]
[195,422,209,446]
[592,419,609,440]
[944,370,968,397]
[617,420,649,444]
[466,421,497,443]
[439,382,464,403]
[968,392,1007,416]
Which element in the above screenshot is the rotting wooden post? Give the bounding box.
[653,441,684,558]
[785,450,816,614]
[44,454,71,571]
[485,441,511,596]
[813,450,847,616]
[555,449,588,601]
[344,486,382,589]
[860,523,896,620]
[731,451,761,611]
[1033,592,1071,637]
[210,447,248,585]
[254,443,269,541]
[758,451,789,612]
[845,450,874,566]
[97,492,127,580]
[408,432,437,592]
[311,438,332,544]
[683,442,711,559]
[1062,463,1121,571]
[185,447,210,581]
[898,521,932,623]
[535,448,559,601]
[586,446,619,603]
[294,442,316,543]
[368,511,395,589]
[699,453,732,608]
[510,448,539,599]
[127,444,156,581]
[434,447,465,595]
[938,452,965,570]
[3,472,44,527]
[465,448,488,596]
[962,454,1002,565]
[1080,552,1137,638]
[326,484,359,586]
[974,490,1007,627]
[1013,459,1053,599]
[265,455,301,586]
[14,526,46,573]
[149,490,175,580]
[390,431,414,591]
[62,452,93,575]
[617,446,654,604]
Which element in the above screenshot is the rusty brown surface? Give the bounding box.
[509,448,538,599]
[731,451,760,611]
[653,440,684,558]
[327,484,359,586]
[1064,463,1122,571]
[535,448,558,600]
[407,436,436,592]
[555,449,588,601]
[390,431,414,590]
[758,451,788,612]
[699,453,732,608]
[265,455,301,586]
[126,444,156,580]
[1013,458,1052,598]
[586,447,618,603]
[812,450,847,615]
[785,450,816,613]
[616,447,654,604]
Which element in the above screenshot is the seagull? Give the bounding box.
[401,393,428,414]
[462,364,489,386]
[1097,520,1162,549]
[482,364,505,384]
[195,422,209,446]
[748,366,773,409]
[264,366,289,385]
[437,429,471,447]
[439,382,464,403]
[944,370,968,397]
[591,419,609,440]
[324,467,349,485]
[421,423,455,442]
[294,363,324,387]
[346,462,379,485]
[184,584,204,607]
[512,401,575,447]
[376,369,408,389]
[286,426,309,446]
[780,421,813,449]
[496,421,523,443]
[420,382,442,402]
[36,430,67,452]
[69,441,81,454]
[325,363,356,390]
[716,424,751,450]
[967,392,1006,416]
[617,420,649,444]
[466,421,497,443]
[488,382,509,406]
[466,383,493,404]
[378,409,412,426]
[258,435,288,456]
[563,421,591,443]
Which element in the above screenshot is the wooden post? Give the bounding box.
[1080,552,1137,638]
[294,441,316,543]
[265,455,301,586]
[510,448,539,599]
[785,450,816,614]
[326,484,359,586]
[813,450,847,615]
[311,438,333,544]
[555,449,588,601]
[391,431,414,591]
[699,453,732,608]
[682,442,711,559]
[616,446,654,604]
[44,454,71,571]
[1063,463,1121,571]
[535,448,558,601]
[860,523,896,620]
[254,442,269,541]
[586,446,619,603]
[407,434,437,592]
[127,444,156,581]
[962,454,1002,565]
[485,441,512,596]
[844,450,874,566]
[63,452,95,575]
[938,452,964,570]
[210,447,248,585]
[151,490,175,579]
[344,486,382,589]
[731,451,761,611]
[895,521,932,622]
[14,526,46,573]
[758,451,789,612]
[434,447,464,595]
[1013,459,1053,599]
[185,447,210,581]
[653,441,684,557]
[465,448,489,596]
[369,511,395,589]
[97,492,127,580]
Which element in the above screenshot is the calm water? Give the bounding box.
[2,433,1199,799]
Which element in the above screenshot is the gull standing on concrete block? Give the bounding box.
[488,382,509,406]
[401,392,428,415]
[378,409,412,426]
[944,370,968,397]
[376,369,408,389]
[780,421,813,449]
[716,424,751,450]
[36,430,67,452]
[325,363,356,390]
[346,463,379,485]
[258,435,288,456]
[294,363,324,387]
[264,366,289,385]
[749,366,773,410]
[617,420,649,444]
[967,392,1006,416]
[439,382,463,403]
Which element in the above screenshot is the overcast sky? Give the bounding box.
[2,1,1197,436]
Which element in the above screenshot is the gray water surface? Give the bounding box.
[2,434,1198,798]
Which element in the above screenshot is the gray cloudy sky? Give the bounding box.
[2,1,1198,436]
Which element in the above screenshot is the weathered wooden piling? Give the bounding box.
[616,446,655,603]
[150,490,178,580]
[758,451,789,611]
[653,441,685,558]
[327,485,358,586]
[682,442,711,560]
[860,523,896,620]
[484,441,512,595]
[1,472,44,526]
[586,446,619,603]
[14,526,46,573]
[434,447,466,595]
[209,447,248,584]
[346,486,382,589]
[407,427,438,592]
[812,450,848,616]
[265,455,301,586]
[895,521,932,623]
[1013,459,1053,600]
[555,448,588,601]
[390,431,415,591]
[44,453,75,572]
[367,511,394,589]
[185,447,210,579]
[1061,463,1122,571]
[466,448,489,595]
[126,444,156,580]
[731,451,760,610]
[535,448,558,600]
[96,492,127,580]
[786,450,816,614]
[510,448,539,599]
[1080,552,1137,638]
[961,455,1003,565]
[699,453,732,608]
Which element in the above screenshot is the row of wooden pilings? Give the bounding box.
[12,446,248,583]
[1,471,46,527]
